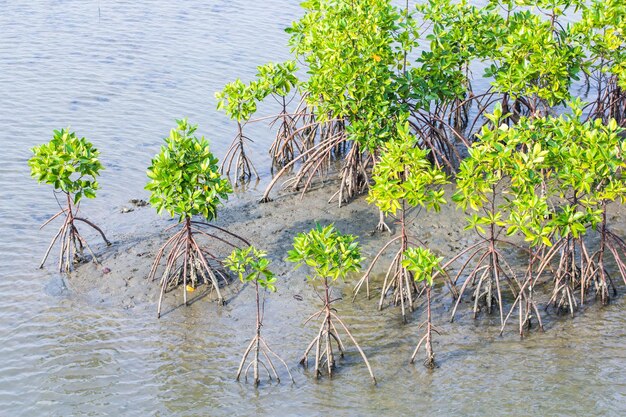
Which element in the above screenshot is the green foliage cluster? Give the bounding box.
[29,128,103,204]
[287,224,363,281]
[411,0,493,105]
[215,79,263,123]
[454,102,625,248]
[286,0,406,150]
[145,119,231,221]
[216,61,299,123]
[402,247,443,286]
[255,61,299,99]
[488,10,583,105]
[225,246,277,292]
[367,122,448,216]
[509,108,625,244]
[573,0,626,88]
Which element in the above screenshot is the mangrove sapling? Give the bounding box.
[485,116,556,336]
[287,224,376,383]
[498,109,625,326]
[403,247,443,368]
[224,246,293,386]
[353,122,449,322]
[29,128,110,272]
[581,119,626,301]
[215,79,263,182]
[408,0,485,169]
[254,61,301,167]
[448,106,527,327]
[146,119,248,318]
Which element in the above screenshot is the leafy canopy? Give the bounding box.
[255,61,299,98]
[216,61,298,122]
[573,0,626,89]
[224,246,277,292]
[402,247,443,286]
[367,122,448,216]
[485,8,584,105]
[29,128,103,204]
[511,106,625,243]
[286,224,363,281]
[146,119,231,221]
[452,103,547,238]
[215,79,263,123]
[453,101,625,247]
[287,0,406,150]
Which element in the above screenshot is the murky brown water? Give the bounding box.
[1,1,625,416]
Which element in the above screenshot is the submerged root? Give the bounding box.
[535,236,602,316]
[328,142,370,207]
[261,120,346,203]
[302,279,376,383]
[221,123,259,183]
[449,242,519,328]
[149,218,249,318]
[353,235,419,322]
[39,193,110,273]
[269,96,303,168]
[410,286,439,369]
[236,335,294,386]
[501,251,544,338]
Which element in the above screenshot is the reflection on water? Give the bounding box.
[0,1,625,416]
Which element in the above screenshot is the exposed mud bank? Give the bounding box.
[69,185,470,312]
[69,183,626,325]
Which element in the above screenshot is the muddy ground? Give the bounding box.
[68,183,474,313]
[68,181,626,325]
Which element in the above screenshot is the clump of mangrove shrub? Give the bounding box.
[287,224,376,383]
[146,119,248,317]
[513,108,626,315]
[224,246,293,386]
[353,122,449,322]
[216,61,300,183]
[443,102,626,335]
[261,0,407,205]
[29,128,110,272]
[403,247,443,368]
[221,0,626,208]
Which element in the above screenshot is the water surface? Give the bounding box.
[0,1,625,416]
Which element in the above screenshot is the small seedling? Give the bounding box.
[215,79,263,182]
[403,247,444,368]
[287,224,376,383]
[29,128,110,272]
[224,246,293,386]
[255,61,301,167]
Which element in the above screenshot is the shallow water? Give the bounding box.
[1,1,625,416]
